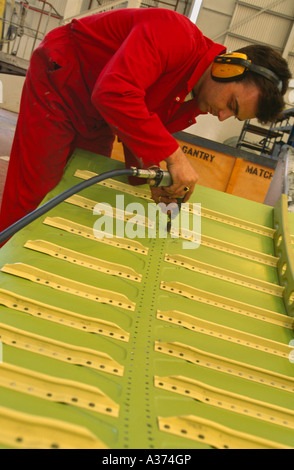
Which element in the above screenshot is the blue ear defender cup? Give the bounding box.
[211,52,282,92]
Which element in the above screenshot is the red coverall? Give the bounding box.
[0,8,224,232]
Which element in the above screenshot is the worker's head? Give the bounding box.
[195,45,291,124]
[212,45,292,123]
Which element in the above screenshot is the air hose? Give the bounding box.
[0,167,172,245]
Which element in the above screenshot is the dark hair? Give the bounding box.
[236,45,292,123]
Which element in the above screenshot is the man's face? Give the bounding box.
[194,68,260,122]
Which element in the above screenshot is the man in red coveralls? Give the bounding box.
[0,8,291,232]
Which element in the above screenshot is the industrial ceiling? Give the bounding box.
[196,0,294,79]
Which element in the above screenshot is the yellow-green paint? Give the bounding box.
[0,150,293,449]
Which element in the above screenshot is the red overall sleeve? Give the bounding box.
[91,16,194,168]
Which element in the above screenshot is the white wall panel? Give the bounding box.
[196,9,231,42]
[287,55,294,74]
[198,0,294,76]
[243,0,294,17]
[226,6,292,48]
[197,0,236,16]
[224,37,252,51]
[196,0,236,43]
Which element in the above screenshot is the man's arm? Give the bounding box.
[91,14,198,163]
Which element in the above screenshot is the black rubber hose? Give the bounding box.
[0,168,135,245]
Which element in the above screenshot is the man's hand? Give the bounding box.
[150,147,198,204]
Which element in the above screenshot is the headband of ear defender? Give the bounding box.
[212,52,282,92]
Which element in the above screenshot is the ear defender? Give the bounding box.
[211,52,282,92]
